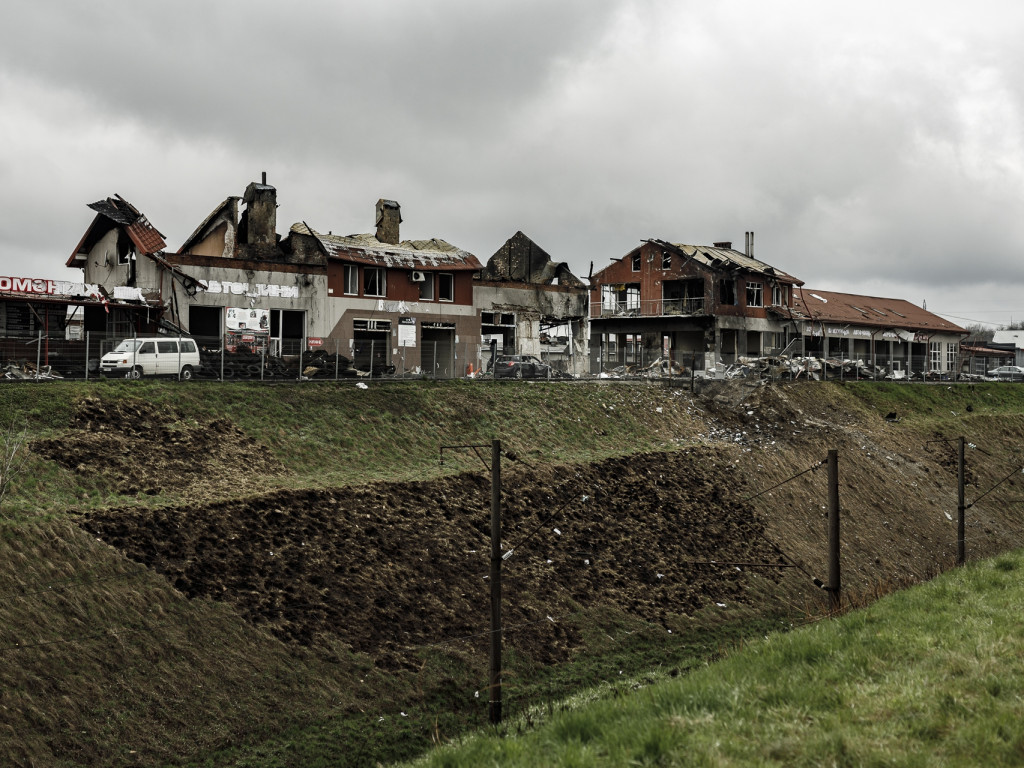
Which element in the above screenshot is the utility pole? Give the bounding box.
[827,449,841,613]
[489,439,502,724]
[440,439,503,724]
[957,436,966,566]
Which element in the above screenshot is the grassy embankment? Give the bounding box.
[2,378,1024,767]
[409,546,1024,767]
[0,379,699,516]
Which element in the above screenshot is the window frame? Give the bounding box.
[631,253,641,272]
[438,272,454,302]
[419,273,435,301]
[746,281,764,308]
[343,264,359,295]
[363,266,386,298]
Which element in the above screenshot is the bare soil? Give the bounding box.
[32,396,284,498]
[79,448,783,670]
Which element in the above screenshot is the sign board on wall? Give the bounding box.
[226,307,270,332]
[398,316,416,347]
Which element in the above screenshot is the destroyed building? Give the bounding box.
[288,199,483,376]
[65,194,199,337]
[785,288,967,377]
[167,176,328,355]
[475,231,588,375]
[588,234,803,373]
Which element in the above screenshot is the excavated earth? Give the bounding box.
[38,381,1024,675]
[78,450,782,670]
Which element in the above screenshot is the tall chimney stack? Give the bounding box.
[375,199,402,245]
[242,176,277,246]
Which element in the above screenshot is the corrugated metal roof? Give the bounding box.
[793,288,967,334]
[659,240,802,284]
[291,223,482,271]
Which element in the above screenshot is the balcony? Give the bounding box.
[592,296,706,318]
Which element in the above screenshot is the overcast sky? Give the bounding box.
[3,0,1024,328]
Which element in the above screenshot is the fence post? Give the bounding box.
[434,340,438,379]
[334,338,339,380]
[489,438,503,724]
[298,344,303,382]
[261,342,265,382]
[827,449,841,612]
[370,340,374,381]
[85,332,90,381]
[36,331,42,375]
[957,436,966,566]
[220,337,225,383]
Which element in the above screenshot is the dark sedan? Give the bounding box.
[492,354,552,379]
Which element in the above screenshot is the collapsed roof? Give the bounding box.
[67,195,167,268]
[291,222,482,271]
[480,231,585,288]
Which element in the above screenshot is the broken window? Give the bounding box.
[626,285,640,311]
[661,252,671,270]
[631,253,641,272]
[772,284,784,306]
[746,282,763,308]
[719,279,737,305]
[419,273,434,300]
[438,273,454,302]
[344,265,358,295]
[363,267,386,297]
[602,285,616,312]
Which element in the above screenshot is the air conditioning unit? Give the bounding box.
[410,270,426,282]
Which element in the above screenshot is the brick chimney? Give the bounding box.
[375,199,402,244]
[242,173,277,245]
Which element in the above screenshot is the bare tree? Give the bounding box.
[0,418,28,513]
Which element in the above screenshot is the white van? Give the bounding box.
[100,337,201,379]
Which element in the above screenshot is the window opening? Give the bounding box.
[364,267,386,297]
[746,281,763,308]
[438,273,454,302]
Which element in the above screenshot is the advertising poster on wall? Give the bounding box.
[398,316,416,347]
[225,307,270,353]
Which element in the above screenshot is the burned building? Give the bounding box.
[589,235,802,373]
[288,199,483,376]
[168,176,327,355]
[790,288,967,377]
[65,194,197,339]
[475,231,588,375]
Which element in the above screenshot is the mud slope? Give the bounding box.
[32,395,285,498]
[81,449,785,669]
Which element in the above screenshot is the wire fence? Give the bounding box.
[0,330,996,385]
[4,433,1024,764]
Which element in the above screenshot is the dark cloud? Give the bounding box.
[3,0,1024,327]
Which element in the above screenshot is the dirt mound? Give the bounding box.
[33,396,285,497]
[80,448,783,670]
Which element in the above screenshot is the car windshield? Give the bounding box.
[113,339,143,353]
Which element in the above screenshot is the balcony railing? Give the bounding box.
[592,297,706,318]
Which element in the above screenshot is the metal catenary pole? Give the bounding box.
[957,436,966,566]
[827,449,841,612]
[489,438,503,725]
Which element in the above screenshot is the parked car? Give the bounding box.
[101,337,201,379]
[492,354,552,379]
[987,365,1024,381]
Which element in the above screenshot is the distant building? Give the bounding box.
[588,235,802,372]
[789,288,967,375]
[475,231,588,375]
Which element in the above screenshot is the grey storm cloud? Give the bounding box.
[3,0,1024,326]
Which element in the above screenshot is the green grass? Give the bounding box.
[5,379,1024,766]
[410,550,1024,767]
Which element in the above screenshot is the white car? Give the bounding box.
[987,365,1024,381]
[101,337,201,379]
